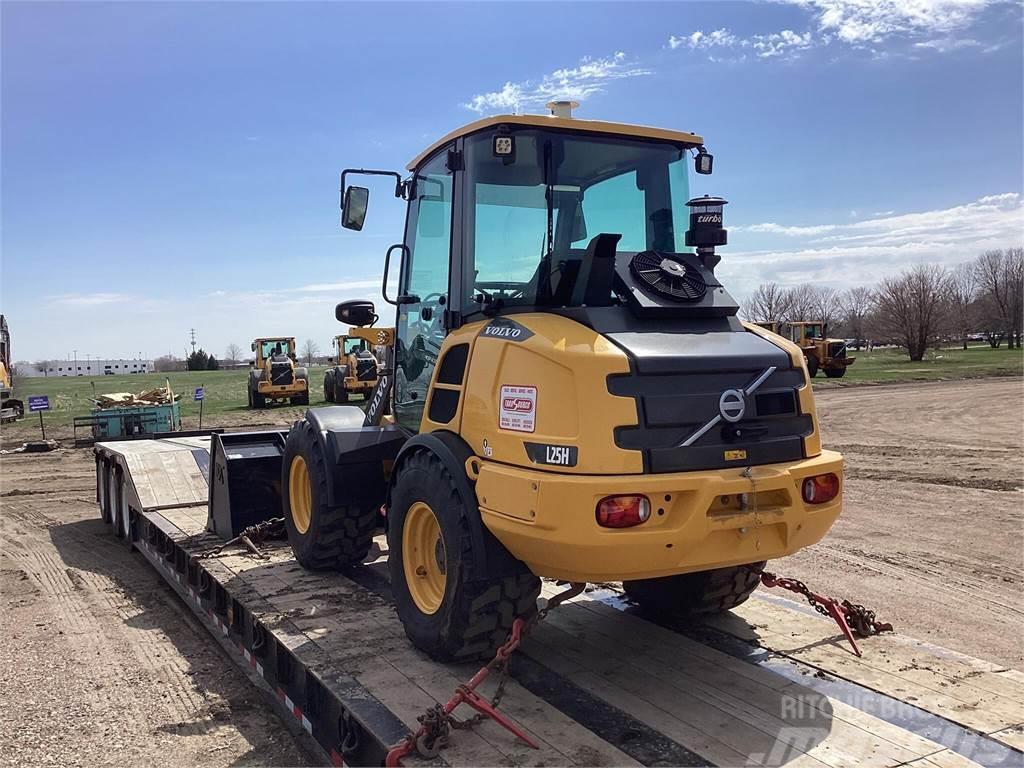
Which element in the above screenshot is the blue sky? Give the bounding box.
[3,0,1022,363]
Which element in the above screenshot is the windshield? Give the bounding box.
[260,340,292,358]
[461,129,691,312]
[342,337,367,355]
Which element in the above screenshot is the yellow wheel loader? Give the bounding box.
[324,333,382,403]
[229,106,844,662]
[247,337,309,408]
[0,314,24,422]
[755,321,855,378]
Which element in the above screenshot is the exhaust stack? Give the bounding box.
[546,100,579,118]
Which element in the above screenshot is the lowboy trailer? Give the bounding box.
[94,434,1023,768]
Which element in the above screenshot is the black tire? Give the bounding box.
[806,355,819,378]
[388,450,541,662]
[324,371,336,403]
[98,459,112,523]
[281,419,377,569]
[825,366,846,378]
[111,467,126,539]
[624,561,766,616]
[291,392,310,406]
[247,387,253,408]
[252,389,266,408]
[338,388,349,404]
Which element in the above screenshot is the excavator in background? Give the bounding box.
[323,333,381,403]
[755,320,855,378]
[247,337,309,408]
[0,315,25,422]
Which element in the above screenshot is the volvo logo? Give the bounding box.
[719,389,746,423]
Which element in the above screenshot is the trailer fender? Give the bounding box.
[389,431,528,583]
[302,407,405,509]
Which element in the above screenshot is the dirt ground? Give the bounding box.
[1,378,1021,766]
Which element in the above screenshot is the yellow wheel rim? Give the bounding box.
[289,455,312,534]
[403,501,446,615]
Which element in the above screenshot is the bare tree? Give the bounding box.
[947,263,978,350]
[874,264,950,361]
[225,343,242,367]
[744,282,792,324]
[301,339,320,367]
[784,284,818,323]
[838,286,874,350]
[975,248,1024,349]
[810,286,842,331]
[34,360,51,377]
[154,354,182,372]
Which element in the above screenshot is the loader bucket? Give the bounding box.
[207,430,288,539]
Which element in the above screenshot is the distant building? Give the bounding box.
[24,358,156,377]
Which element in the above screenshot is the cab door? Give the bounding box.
[394,149,454,433]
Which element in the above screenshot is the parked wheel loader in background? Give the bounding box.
[219,104,845,662]
[323,333,381,403]
[755,321,855,378]
[247,337,309,408]
[0,314,24,422]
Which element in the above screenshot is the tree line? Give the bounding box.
[744,247,1023,361]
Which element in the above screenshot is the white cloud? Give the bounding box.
[723,192,1024,297]
[463,52,651,114]
[671,1,1002,61]
[781,0,993,45]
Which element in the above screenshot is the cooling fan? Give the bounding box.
[629,251,707,302]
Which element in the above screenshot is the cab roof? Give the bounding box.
[407,114,704,171]
[254,337,295,342]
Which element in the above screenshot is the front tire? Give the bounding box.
[806,355,819,378]
[388,450,541,662]
[624,561,766,616]
[324,371,336,403]
[825,367,846,378]
[281,420,377,569]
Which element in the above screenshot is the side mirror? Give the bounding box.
[342,186,370,231]
[250,342,255,352]
[336,300,377,327]
[695,149,713,175]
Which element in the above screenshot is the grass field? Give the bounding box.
[10,344,1021,431]
[820,343,1023,385]
[10,367,336,430]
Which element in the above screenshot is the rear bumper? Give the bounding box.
[258,381,307,397]
[476,450,843,582]
[343,377,377,392]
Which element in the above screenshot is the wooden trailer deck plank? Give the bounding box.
[538,605,943,768]
[549,602,957,762]
[733,594,1024,704]
[716,596,1024,735]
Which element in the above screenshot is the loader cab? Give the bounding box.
[351,117,709,432]
[787,322,826,347]
[252,337,296,369]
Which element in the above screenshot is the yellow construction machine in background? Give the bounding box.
[247,337,309,408]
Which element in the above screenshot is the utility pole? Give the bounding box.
[190,329,197,354]
[73,349,78,375]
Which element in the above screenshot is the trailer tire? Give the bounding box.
[388,449,541,662]
[825,367,846,378]
[98,458,113,524]
[624,561,766,616]
[282,420,377,570]
[111,467,126,539]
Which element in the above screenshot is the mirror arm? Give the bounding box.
[340,168,406,205]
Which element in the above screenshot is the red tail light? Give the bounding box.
[802,473,840,505]
[596,495,651,528]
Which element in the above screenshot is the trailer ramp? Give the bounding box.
[94,436,1024,767]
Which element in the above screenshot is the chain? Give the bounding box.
[197,517,286,560]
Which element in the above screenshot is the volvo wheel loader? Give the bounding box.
[247,337,309,407]
[323,333,381,403]
[218,105,844,662]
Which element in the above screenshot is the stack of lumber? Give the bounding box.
[92,386,179,410]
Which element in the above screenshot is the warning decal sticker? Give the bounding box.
[499,385,537,433]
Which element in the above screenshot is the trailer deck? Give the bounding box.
[94,435,1024,768]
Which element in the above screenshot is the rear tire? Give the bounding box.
[281,419,377,569]
[252,389,266,408]
[624,561,766,616]
[388,450,541,662]
[825,367,846,378]
[805,355,819,378]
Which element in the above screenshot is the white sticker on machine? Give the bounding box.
[499,385,537,433]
